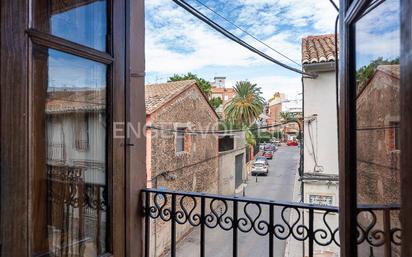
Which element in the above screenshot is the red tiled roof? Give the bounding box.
[145,80,197,114]
[302,34,337,64]
[46,89,106,114]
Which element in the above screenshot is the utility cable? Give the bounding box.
[328,0,339,12]
[191,0,301,67]
[147,122,293,135]
[172,0,317,78]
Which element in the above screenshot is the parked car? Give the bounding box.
[255,156,268,166]
[251,160,269,176]
[264,144,276,152]
[287,140,299,146]
[272,139,281,147]
[263,151,273,159]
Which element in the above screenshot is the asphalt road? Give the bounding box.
[167,146,299,257]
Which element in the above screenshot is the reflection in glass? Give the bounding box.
[47,0,107,51]
[355,0,401,256]
[44,49,107,256]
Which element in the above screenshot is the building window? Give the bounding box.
[176,128,186,152]
[392,121,400,151]
[34,47,109,256]
[74,113,89,151]
[386,121,400,151]
[219,135,234,152]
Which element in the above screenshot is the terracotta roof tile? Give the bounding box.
[46,89,106,114]
[145,80,197,114]
[302,34,337,65]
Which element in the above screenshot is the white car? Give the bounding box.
[251,160,269,176]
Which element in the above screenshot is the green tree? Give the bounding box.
[272,131,283,139]
[356,57,400,86]
[280,111,297,123]
[256,131,272,144]
[209,97,223,109]
[245,128,257,147]
[168,72,212,96]
[224,81,265,127]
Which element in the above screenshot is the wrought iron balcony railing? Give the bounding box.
[142,188,401,257]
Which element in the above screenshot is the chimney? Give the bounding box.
[214,76,226,88]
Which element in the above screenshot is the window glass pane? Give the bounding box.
[355,0,401,255]
[176,129,185,152]
[42,0,107,51]
[35,48,108,256]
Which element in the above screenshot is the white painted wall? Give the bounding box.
[301,69,340,257]
[303,71,339,176]
[47,112,106,185]
[218,131,246,195]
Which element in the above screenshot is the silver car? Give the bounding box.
[251,161,269,176]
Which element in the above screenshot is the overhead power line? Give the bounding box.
[147,121,296,135]
[172,0,317,78]
[191,0,301,67]
[328,0,339,12]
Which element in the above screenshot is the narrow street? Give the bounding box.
[169,146,300,257]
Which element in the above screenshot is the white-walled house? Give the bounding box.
[45,88,108,255]
[301,34,340,257]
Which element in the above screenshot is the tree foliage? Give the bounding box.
[272,131,283,139]
[256,131,272,144]
[245,128,257,147]
[356,57,400,86]
[280,111,297,122]
[168,72,212,96]
[224,81,265,127]
[209,97,223,109]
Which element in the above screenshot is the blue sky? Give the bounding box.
[355,0,400,69]
[145,0,339,100]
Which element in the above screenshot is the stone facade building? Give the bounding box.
[145,80,219,257]
[356,65,400,205]
[356,65,401,257]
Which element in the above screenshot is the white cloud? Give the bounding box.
[355,0,400,65]
[145,0,265,74]
[145,0,338,88]
[236,0,338,34]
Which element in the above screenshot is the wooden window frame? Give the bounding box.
[29,1,119,255]
[0,0,146,257]
[339,0,412,256]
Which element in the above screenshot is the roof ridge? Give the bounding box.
[146,79,196,87]
[145,80,197,114]
[303,34,336,39]
[301,34,337,65]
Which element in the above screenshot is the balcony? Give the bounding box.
[142,188,401,257]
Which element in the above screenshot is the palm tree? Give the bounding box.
[224,81,265,127]
[245,127,256,146]
[280,111,296,122]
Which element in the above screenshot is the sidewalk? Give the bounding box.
[283,166,304,257]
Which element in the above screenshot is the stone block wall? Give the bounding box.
[146,85,219,257]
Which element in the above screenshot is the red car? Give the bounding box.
[263,151,273,159]
[287,140,299,146]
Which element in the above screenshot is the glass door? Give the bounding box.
[354,1,401,256]
[340,0,404,256]
[29,1,124,256]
